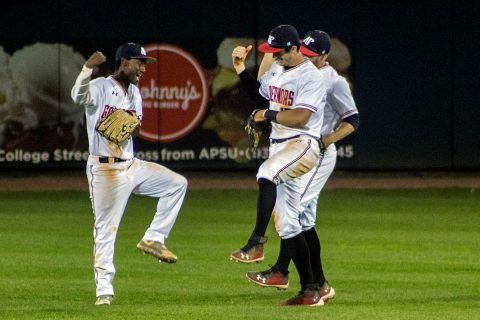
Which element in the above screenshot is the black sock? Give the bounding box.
[303,227,326,285]
[254,178,276,236]
[242,178,276,251]
[274,239,291,275]
[284,233,315,290]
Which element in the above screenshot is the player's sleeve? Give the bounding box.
[258,63,277,100]
[71,66,100,107]
[238,69,268,107]
[329,78,358,119]
[294,72,327,113]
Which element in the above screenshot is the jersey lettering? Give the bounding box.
[268,86,295,106]
[100,104,117,119]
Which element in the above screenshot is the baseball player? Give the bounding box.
[245,30,360,303]
[230,25,327,306]
[71,43,188,306]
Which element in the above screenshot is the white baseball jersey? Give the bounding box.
[71,66,142,159]
[71,66,187,298]
[259,59,326,140]
[253,57,327,243]
[256,59,326,186]
[275,63,358,238]
[320,63,358,135]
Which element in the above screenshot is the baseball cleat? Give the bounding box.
[137,239,177,263]
[230,244,264,263]
[246,266,289,289]
[95,295,113,306]
[230,236,267,263]
[281,289,324,307]
[319,282,335,302]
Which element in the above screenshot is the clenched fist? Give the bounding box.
[85,51,107,68]
[231,45,252,74]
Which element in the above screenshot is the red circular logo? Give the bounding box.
[138,44,208,142]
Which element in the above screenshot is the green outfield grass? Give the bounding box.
[0,188,479,319]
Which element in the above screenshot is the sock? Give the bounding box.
[274,239,291,275]
[254,178,276,236]
[284,233,315,290]
[303,227,326,285]
[242,178,276,251]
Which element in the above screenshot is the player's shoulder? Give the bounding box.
[90,76,109,87]
[131,83,141,93]
[320,65,348,88]
[130,84,142,97]
[319,64,340,80]
[298,60,323,79]
[330,74,351,92]
[300,59,319,72]
[269,62,283,73]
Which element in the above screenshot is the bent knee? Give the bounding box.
[176,174,188,189]
[277,225,302,239]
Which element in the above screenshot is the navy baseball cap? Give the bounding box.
[258,25,300,53]
[115,42,156,63]
[300,30,331,56]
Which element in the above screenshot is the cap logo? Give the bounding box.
[303,36,315,46]
[268,35,275,44]
[141,47,146,55]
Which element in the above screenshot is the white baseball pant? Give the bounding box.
[256,135,320,185]
[274,144,337,239]
[86,156,187,297]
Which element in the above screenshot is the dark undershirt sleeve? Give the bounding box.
[343,113,360,130]
[238,69,269,107]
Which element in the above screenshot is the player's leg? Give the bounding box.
[281,232,322,306]
[231,137,319,263]
[269,161,321,275]
[86,159,134,301]
[270,203,292,277]
[245,186,291,288]
[300,145,337,301]
[131,159,187,263]
[239,176,275,252]
[275,171,324,305]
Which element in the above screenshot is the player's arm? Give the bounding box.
[71,51,106,105]
[254,108,313,128]
[255,73,325,127]
[232,45,268,107]
[321,79,360,147]
[257,53,274,80]
[321,115,359,147]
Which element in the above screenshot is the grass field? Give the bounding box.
[0,188,479,319]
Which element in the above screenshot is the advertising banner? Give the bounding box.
[0,38,357,170]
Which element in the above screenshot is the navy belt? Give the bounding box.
[270,135,301,144]
[98,157,127,163]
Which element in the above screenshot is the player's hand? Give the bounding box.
[232,45,252,67]
[320,134,333,150]
[85,51,107,68]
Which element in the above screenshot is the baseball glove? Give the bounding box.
[96,109,140,144]
[245,109,266,149]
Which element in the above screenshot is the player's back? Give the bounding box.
[319,64,358,135]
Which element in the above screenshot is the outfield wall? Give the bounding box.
[0,0,478,170]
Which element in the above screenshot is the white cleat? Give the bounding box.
[95,295,113,306]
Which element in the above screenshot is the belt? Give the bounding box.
[98,157,127,164]
[270,135,301,144]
